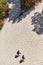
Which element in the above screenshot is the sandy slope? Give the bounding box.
[0,0,43,65]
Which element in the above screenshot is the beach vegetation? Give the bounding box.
[0,0,9,30]
[20,0,42,11]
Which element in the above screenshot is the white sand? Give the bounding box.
[0,0,43,65]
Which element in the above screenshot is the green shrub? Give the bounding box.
[20,0,42,10]
[0,0,9,19]
[0,19,4,30]
[0,0,9,30]
[25,1,31,9]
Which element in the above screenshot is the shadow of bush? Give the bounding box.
[31,11,43,35]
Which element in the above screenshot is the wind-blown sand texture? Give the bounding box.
[0,0,43,65]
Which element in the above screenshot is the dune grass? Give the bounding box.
[20,0,42,11]
[0,0,9,30]
[0,19,4,30]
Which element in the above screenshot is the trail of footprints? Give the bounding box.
[14,50,25,63]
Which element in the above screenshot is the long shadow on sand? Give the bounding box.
[8,0,35,23]
[8,0,42,24]
[31,11,43,35]
[12,6,35,24]
[16,6,35,23]
[8,0,21,23]
[16,0,42,23]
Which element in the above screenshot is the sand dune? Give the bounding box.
[0,0,43,65]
